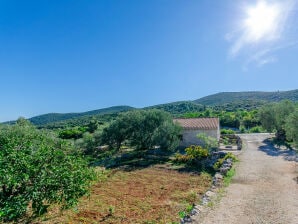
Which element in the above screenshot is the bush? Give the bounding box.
[220,129,235,135]
[185,145,209,159]
[173,145,209,164]
[0,123,95,221]
[213,152,238,170]
[248,126,264,133]
[58,127,86,139]
[173,153,192,164]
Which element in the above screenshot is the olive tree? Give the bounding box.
[285,108,298,146]
[259,101,295,141]
[0,122,95,221]
[101,110,181,151]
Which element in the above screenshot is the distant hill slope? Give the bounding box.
[4,89,297,127]
[29,106,135,126]
[145,101,205,116]
[193,90,298,106]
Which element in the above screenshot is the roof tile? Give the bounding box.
[174,118,219,130]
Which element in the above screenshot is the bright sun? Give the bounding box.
[244,1,281,42]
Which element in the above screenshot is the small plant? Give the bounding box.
[178,203,194,220]
[220,129,235,134]
[213,152,238,170]
[108,205,115,216]
[173,145,209,165]
[223,168,236,187]
[185,204,194,213]
[173,153,192,164]
[185,145,209,159]
[249,126,264,133]
[178,210,186,219]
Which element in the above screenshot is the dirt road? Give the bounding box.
[197,134,298,224]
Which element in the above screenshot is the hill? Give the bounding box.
[193,90,298,106]
[145,101,205,116]
[4,89,298,128]
[28,106,134,126]
[26,102,205,128]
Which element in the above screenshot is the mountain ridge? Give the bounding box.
[4,89,298,126]
[193,89,298,105]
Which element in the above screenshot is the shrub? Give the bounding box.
[213,152,238,170]
[220,129,235,135]
[173,145,209,164]
[0,123,95,221]
[185,145,209,159]
[173,153,192,164]
[249,126,264,133]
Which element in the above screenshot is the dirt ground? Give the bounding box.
[196,134,298,224]
[35,167,211,224]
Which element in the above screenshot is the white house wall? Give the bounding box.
[180,129,219,147]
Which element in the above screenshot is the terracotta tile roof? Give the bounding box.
[174,118,219,130]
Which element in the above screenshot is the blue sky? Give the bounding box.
[0,0,297,121]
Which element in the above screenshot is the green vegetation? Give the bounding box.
[194,90,298,106]
[101,109,181,151]
[0,120,95,222]
[213,152,238,170]
[220,129,235,134]
[259,100,298,146]
[173,145,209,165]
[285,108,298,147]
[28,106,134,126]
[223,168,236,187]
[146,101,205,116]
[1,91,298,222]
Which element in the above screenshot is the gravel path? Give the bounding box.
[196,134,298,224]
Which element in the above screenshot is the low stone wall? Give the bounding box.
[220,134,242,150]
[181,153,235,224]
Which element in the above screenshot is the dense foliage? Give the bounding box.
[101,110,182,151]
[285,108,298,146]
[194,90,298,106]
[146,101,205,116]
[0,121,95,221]
[259,101,298,145]
[28,106,134,126]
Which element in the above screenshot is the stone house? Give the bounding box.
[174,118,220,147]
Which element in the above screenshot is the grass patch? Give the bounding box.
[36,167,212,224]
[223,167,236,187]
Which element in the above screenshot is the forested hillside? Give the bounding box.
[193,90,298,106]
[26,106,134,126]
[145,101,205,116]
[4,90,298,128]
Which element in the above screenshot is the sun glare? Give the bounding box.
[244,1,281,42]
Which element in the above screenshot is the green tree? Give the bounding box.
[0,124,95,221]
[258,104,276,132]
[259,101,295,141]
[285,108,298,146]
[87,119,99,133]
[274,101,295,131]
[101,110,181,151]
[152,120,182,151]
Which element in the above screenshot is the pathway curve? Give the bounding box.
[196,134,298,224]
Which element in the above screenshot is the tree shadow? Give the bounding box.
[91,148,174,171]
[259,139,298,162]
[91,148,214,175]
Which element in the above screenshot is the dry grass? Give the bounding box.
[35,167,211,224]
